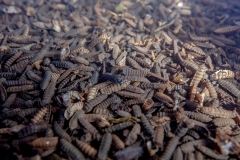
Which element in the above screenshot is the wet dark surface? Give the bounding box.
[0,0,240,159]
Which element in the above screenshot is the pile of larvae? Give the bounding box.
[1,0,240,159]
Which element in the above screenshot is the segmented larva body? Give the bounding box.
[194,42,215,49]
[98,133,112,160]
[78,118,100,137]
[154,92,173,103]
[159,123,189,160]
[87,87,97,102]
[182,43,206,56]
[6,84,35,92]
[17,122,48,138]
[204,80,217,99]
[64,102,84,120]
[102,122,134,133]
[122,68,148,77]
[112,134,125,150]
[75,139,97,159]
[188,33,212,42]
[4,51,23,70]
[140,114,154,137]
[116,90,143,99]
[100,80,130,95]
[183,111,212,123]
[125,123,141,146]
[52,121,71,142]
[210,70,234,81]
[153,126,164,149]
[196,107,237,118]
[190,65,207,86]
[59,138,86,160]
[117,75,149,82]
[177,52,199,72]
[189,83,197,102]
[211,34,236,45]
[83,94,108,113]
[28,137,58,149]
[31,107,48,123]
[212,118,236,127]
[218,80,240,98]
[173,147,183,160]
[196,145,229,160]
[214,26,240,34]
[142,98,154,111]
[125,85,145,94]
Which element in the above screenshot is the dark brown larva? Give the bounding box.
[40,71,52,90]
[83,114,108,123]
[211,34,236,45]
[140,82,166,89]
[193,42,215,49]
[114,147,144,160]
[52,121,71,142]
[122,68,148,77]
[177,52,199,72]
[140,114,154,137]
[125,123,141,146]
[196,107,237,118]
[116,90,144,99]
[51,61,75,69]
[112,134,125,150]
[78,118,101,139]
[101,80,130,94]
[26,70,42,83]
[42,81,56,106]
[102,122,134,133]
[218,80,240,98]
[29,38,53,64]
[17,122,49,138]
[0,108,21,121]
[131,105,142,118]
[59,138,86,160]
[75,139,97,159]
[159,123,190,160]
[125,85,145,94]
[117,75,149,82]
[58,73,76,90]
[3,80,33,87]
[188,33,212,42]
[83,94,108,113]
[214,26,240,34]
[97,133,112,160]
[184,111,212,123]
[182,43,206,56]
[130,55,152,68]
[7,59,29,72]
[4,51,23,70]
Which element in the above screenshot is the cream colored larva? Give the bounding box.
[210,70,234,81]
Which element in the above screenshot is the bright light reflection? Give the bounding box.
[177,2,183,7]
